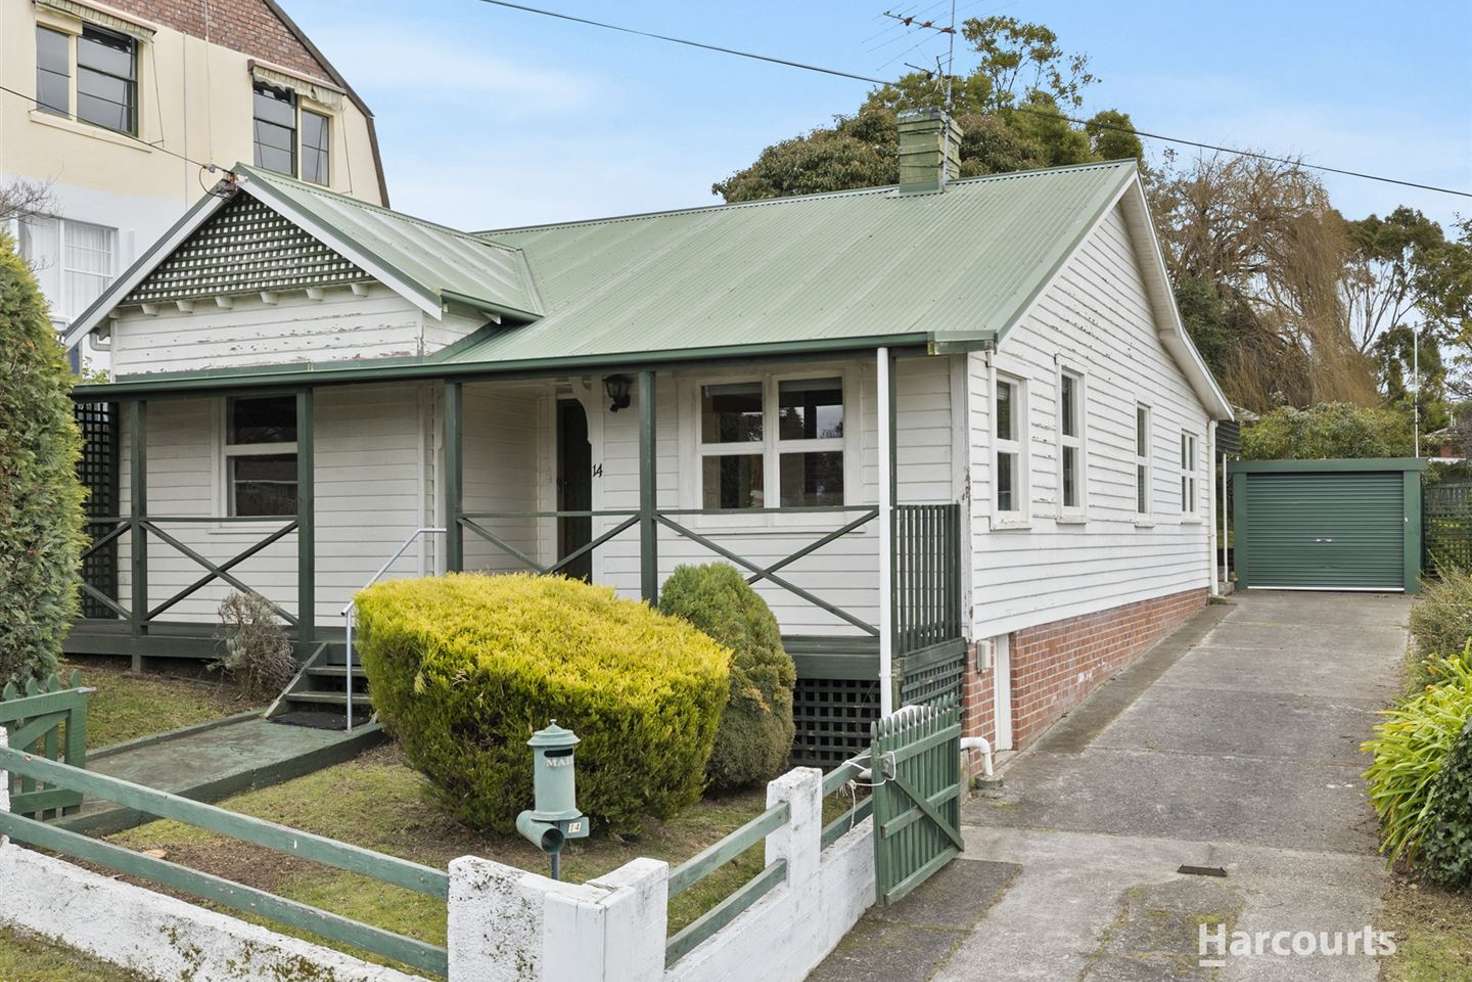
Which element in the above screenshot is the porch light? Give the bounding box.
[604,374,632,412]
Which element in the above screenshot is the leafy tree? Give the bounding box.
[1240,402,1413,460]
[712,17,1140,202]
[0,232,86,685]
[1374,323,1450,438]
[1343,207,1472,355]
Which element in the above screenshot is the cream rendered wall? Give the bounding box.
[107,284,486,374]
[0,0,383,364]
[969,202,1213,639]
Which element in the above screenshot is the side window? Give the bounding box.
[1058,369,1085,515]
[1135,405,1152,518]
[225,396,299,517]
[301,110,331,185]
[1180,431,1198,516]
[994,374,1027,519]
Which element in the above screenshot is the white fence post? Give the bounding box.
[544,857,668,982]
[764,766,824,977]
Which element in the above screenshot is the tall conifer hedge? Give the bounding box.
[0,233,86,684]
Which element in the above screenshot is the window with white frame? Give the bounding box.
[1180,431,1198,516]
[698,375,845,510]
[224,397,298,517]
[1135,404,1152,517]
[1057,368,1085,514]
[16,214,117,322]
[994,374,1026,517]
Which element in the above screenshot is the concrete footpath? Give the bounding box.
[811,591,1411,981]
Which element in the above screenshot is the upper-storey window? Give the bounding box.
[697,375,845,510]
[253,83,297,176]
[36,27,69,116]
[35,23,137,134]
[76,26,136,134]
[253,83,331,186]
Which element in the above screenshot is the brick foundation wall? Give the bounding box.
[961,588,1208,778]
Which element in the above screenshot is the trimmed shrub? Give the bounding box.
[0,233,86,686]
[1363,652,1472,863]
[213,591,296,701]
[1410,569,1472,658]
[659,563,796,790]
[1421,717,1472,888]
[356,573,731,835]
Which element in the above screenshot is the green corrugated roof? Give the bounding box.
[448,160,1136,365]
[234,164,543,320]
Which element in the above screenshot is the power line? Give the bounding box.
[0,82,234,182]
[474,0,1472,200]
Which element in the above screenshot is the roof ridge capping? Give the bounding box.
[475,158,1139,238]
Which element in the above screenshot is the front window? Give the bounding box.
[17,215,116,322]
[994,375,1026,516]
[698,376,845,509]
[225,397,298,516]
[76,26,136,134]
[1135,405,1152,517]
[1180,431,1198,515]
[1058,369,1084,513]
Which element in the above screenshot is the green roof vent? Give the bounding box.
[897,108,962,194]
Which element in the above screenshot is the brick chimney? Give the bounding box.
[897,109,963,193]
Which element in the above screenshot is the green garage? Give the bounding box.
[1230,458,1426,593]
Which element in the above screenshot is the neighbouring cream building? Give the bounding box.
[0,0,387,368]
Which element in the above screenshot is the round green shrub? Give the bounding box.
[0,233,86,686]
[355,573,731,836]
[658,563,796,790]
[1363,652,1472,864]
[1422,716,1472,888]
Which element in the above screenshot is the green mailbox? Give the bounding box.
[516,721,589,878]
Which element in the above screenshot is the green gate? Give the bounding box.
[871,695,963,905]
[0,671,92,820]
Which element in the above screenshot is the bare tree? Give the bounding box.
[0,178,52,227]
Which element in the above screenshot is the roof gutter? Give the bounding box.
[71,332,942,400]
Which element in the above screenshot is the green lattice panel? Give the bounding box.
[74,401,119,620]
[791,675,880,769]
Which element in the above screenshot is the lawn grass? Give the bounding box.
[106,744,792,968]
[62,655,260,749]
[1379,874,1472,981]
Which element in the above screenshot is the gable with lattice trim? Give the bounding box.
[123,194,369,306]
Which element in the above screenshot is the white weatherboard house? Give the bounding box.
[63,111,1232,765]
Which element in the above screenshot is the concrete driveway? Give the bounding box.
[813,590,1412,982]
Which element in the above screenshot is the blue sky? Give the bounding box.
[287,0,1472,232]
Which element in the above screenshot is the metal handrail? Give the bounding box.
[340,527,446,731]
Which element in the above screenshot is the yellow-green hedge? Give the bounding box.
[355,573,731,835]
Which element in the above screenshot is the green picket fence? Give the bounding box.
[1424,482,1472,574]
[0,747,449,977]
[0,671,91,820]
